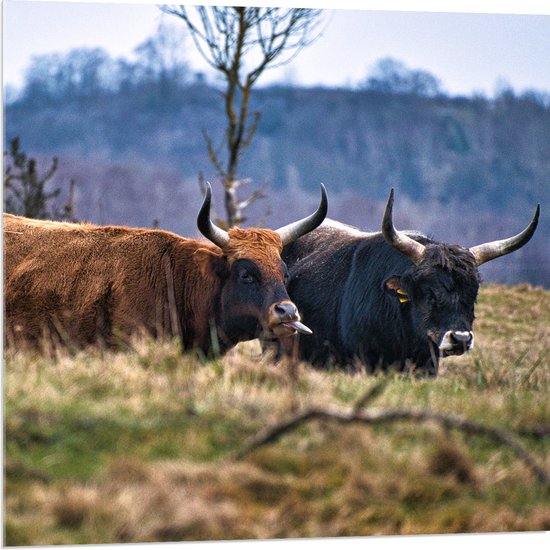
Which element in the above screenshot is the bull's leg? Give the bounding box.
[400,345,439,378]
[278,334,301,383]
[414,345,439,378]
[279,333,298,358]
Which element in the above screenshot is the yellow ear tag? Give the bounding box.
[396,289,409,303]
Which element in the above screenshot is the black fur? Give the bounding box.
[280,221,481,376]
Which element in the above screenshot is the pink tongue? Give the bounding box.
[283,320,313,335]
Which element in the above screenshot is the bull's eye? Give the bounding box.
[239,269,255,284]
[234,260,261,285]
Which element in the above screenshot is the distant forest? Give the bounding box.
[4,36,550,286]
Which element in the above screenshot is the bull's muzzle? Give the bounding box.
[438,330,474,356]
[268,301,312,337]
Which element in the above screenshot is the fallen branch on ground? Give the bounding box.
[234,403,550,488]
[517,425,550,439]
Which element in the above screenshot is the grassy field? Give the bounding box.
[4,284,550,545]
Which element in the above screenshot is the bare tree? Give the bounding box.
[161,5,324,227]
[3,137,76,221]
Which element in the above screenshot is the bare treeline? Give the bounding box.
[5,37,549,286]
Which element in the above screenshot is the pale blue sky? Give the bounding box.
[3,0,550,96]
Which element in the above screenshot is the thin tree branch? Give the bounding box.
[242,111,261,151]
[517,425,550,439]
[234,404,550,488]
[162,6,323,227]
[237,188,267,211]
[352,379,390,413]
[202,128,225,177]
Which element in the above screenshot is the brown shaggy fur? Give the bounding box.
[3,214,288,353]
[225,227,283,274]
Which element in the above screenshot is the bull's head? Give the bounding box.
[382,189,539,371]
[195,183,327,349]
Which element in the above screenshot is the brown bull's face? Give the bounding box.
[194,182,327,350]
[196,228,312,349]
[222,257,301,339]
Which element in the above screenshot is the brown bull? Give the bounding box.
[4,183,327,354]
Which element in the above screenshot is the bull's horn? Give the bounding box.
[381,189,426,265]
[469,204,540,266]
[276,183,328,246]
[197,182,230,250]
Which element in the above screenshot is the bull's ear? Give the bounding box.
[384,276,409,303]
[193,248,229,279]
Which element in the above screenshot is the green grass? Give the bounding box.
[4,284,550,545]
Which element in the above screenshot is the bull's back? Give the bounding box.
[281,221,420,369]
[281,222,365,365]
[4,214,197,347]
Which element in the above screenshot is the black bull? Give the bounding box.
[274,190,539,376]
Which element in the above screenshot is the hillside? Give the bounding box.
[4,284,550,544]
[4,82,550,285]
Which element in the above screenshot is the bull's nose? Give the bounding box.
[450,331,473,346]
[439,330,474,355]
[269,302,312,336]
[274,301,299,321]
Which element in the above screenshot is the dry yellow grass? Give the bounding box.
[4,284,550,545]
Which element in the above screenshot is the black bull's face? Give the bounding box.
[380,189,539,373]
[276,190,538,376]
[385,244,480,361]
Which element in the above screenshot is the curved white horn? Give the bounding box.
[196,182,230,250]
[469,205,540,266]
[381,189,425,265]
[276,183,328,246]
